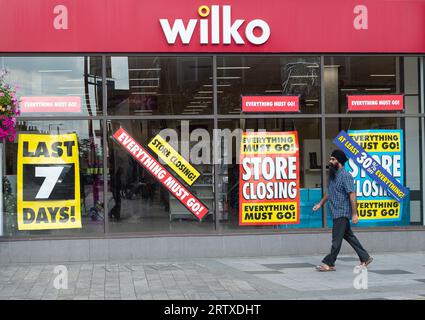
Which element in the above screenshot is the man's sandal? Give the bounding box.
[315,264,336,272]
[359,256,373,267]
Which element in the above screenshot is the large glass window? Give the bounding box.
[106,119,215,234]
[1,56,103,116]
[1,54,423,239]
[217,118,322,231]
[324,56,420,114]
[325,117,422,227]
[218,56,321,114]
[2,120,104,236]
[107,57,213,115]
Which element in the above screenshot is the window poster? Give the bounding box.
[336,129,406,223]
[17,133,81,230]
[239,131,300,226]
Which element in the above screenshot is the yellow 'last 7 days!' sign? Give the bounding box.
[17,133,81,230]
[148,134,200,186]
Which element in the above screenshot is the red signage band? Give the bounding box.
[0,0,425,53]
[113,127,209,220]
[242,96,299,113]
[348,95,404,112]
[20,96,82,113]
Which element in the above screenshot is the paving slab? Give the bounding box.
[1,252,425,300]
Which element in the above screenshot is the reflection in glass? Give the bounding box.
[324,56,420,114]
[0,56,103,116]
[217,56,321,114]
[107,57,213,115]
[107,119,215,234]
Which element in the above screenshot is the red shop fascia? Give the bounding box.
[0,0,425,54]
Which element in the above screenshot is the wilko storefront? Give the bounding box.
[0,0,424,262]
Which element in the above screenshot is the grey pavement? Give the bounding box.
[0,251,425,300]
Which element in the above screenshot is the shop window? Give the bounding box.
[324,117,423,227]
[217,118,323,230]
[217,56,321,115]
[106,57,213,115]
[2,120,104,237]
[106,119,215,234]
[324,56,420,114]
[0,56,103,116]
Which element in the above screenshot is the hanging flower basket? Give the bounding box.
[0,70,20,142]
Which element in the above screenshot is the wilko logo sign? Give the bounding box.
[20,96,82,113]
[348,95,404,112]
[159,5,270,45]
[242,96,299,113]
[113,127,209,220]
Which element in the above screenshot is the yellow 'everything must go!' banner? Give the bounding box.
[357,200,400,220]
[148,134,200,186]
[350,132,401,152]
[241,202,298,225]
[241,133,297,155]
[17,133,81,230]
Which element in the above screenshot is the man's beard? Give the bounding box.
[329,163,338,181]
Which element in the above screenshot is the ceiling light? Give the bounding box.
[203,84,231,87]
[198,90,223,94]
[340,88,359,91]
[290,75,318,78]
[324,65,341,68]
[305,99,319,102]
[194,96,213,99]
[217,66,251,70]
[131,85,159,88]
[370,74,396,77]
[364,88,392,91]
[129,68,161,71]
[186,105,209,108]
[265,90,282,93]
[184,109,204,112]
[209,76,241,80]
[129,78,160,81]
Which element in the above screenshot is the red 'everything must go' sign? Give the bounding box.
[20,96,82,113]
[242,96,299,113]
[347,95,404,112]
[112,127,209,220]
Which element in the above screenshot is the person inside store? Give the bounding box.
[312,149,373,272]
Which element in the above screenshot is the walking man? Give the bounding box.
[313,149,373,272]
